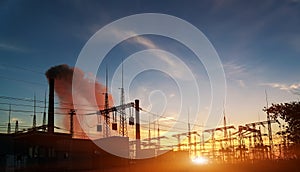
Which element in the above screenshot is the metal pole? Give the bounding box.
[69,109,76,137]
[48,78,55,133]
[135,99,140,158]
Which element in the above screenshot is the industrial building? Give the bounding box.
[0,68,299,172]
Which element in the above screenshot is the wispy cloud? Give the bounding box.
[0,42,28,53]
[223,61,250,88]
[132,36,157,49]
[223,60,247,79]
[110,28,193,81]
[262,82,300,94]
[129,35,177,67]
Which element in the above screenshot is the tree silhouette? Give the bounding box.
[264,101,300,144]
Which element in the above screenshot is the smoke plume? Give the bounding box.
[46,64,113,138]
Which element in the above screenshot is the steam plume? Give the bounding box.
[46,64,113,138]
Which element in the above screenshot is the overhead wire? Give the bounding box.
[0,95,204,137]
[0,102,100,112]
[0,63,45,75]
[0,95,106,109]
[140,108,205,128]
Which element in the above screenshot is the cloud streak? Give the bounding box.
[223,60,247,79]
[130,35,177,68]
[117,31,194,81]
[0,42,28,53]
[223,60,249,88]
[262,82,300,94]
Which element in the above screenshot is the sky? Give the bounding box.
[0,0,300,140]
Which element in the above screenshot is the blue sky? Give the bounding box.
[1,0,300,136]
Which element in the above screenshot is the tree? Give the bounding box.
[264,101,300,144]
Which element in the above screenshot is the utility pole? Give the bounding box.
[32,94,36,129]
[188,109,191,152]
[7,104,11,134]
[15,120,18,133]
[69,109,76,137]
[135,99,141,158]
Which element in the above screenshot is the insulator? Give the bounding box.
[97,124,102,132]
[112,123,117,130]
[129,116,134,125]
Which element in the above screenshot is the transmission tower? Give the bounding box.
[103,68,110,138]
[119,60,128,136]
[265,90,273,158]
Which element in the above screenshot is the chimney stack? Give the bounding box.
[47,78,55,134]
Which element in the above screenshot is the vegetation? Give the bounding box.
[264,101,300,144]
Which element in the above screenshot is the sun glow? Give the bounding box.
[191,156,209,165]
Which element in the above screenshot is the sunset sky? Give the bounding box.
[0,0,300,140]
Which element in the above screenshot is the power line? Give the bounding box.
[140,108,205,128]
[0,63,45,75]
[0,95,45,103]
[0,73,46,86]
[139,119,191,132]
[0,108,78,116]
[0,95,105,109]
[0,108,43,114]
[0,95,206,136]
[0,102,99,112]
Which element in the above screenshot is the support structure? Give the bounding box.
[69,109,76,137]
[135,99,141,158]
[7,104,11,134]
[119,60,128,136]
[42,91,47,131]
[104,68,110,137]
[172,131,198,151]
[47,78,55,134]
[15,120,18,133]
[265,90,273,159]
[97,102,134,137]
[32,94,36,129]
[204,125,235,161]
